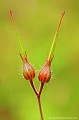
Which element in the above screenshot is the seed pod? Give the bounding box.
[39,11,65,83]
[38,59,52,83]
[20,52,35,81]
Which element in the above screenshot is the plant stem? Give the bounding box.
[37,96,43,120]
[37,82,44,120]
[30,81,44,120]
[30,80,38,96]
[38,82,44,97]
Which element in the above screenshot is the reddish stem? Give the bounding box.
[30,80,38,96]
[30,81,44,120]
[37,96,44,120]
[38,82,44,97]
[37,82,44,120]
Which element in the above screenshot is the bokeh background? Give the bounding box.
[0,0,79,120]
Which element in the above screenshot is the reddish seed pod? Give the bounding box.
[38,59,52,83]
[20,52,35,81]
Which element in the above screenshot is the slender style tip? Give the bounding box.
[62,11,65,17]
[10,10,12,16]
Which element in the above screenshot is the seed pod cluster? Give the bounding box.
[20,52,53,83]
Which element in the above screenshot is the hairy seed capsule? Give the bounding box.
[38,59,51,83]
[20,52,35,81]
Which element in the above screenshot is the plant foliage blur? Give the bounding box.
[0,0,79,120]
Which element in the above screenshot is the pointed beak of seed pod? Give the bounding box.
[20,52,35,81]
[38,59,52,83]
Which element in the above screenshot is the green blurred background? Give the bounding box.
[0,0,79,120]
